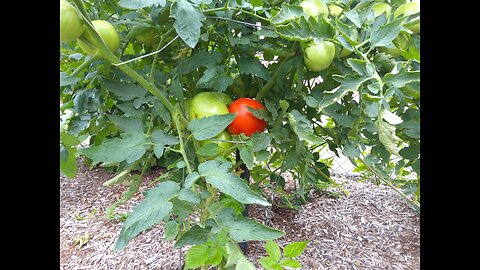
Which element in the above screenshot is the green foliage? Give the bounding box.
[60,0,420,267]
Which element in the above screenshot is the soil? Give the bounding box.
[60,162,420,269]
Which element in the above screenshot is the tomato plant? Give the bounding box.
[60,0,420,268]
[227,98,267,137]
[78,20,120,55]
[60,0,84,42]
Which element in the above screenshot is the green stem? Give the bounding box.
[255,57,291,101]
[230,7,270,22]
[70,54,98,77]
[149,27,175,83]
[173,114,192,174]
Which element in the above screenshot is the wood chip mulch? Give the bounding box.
[60,163,419,270]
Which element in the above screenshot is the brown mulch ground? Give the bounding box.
[60,162,419,270]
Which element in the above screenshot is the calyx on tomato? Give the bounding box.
[302,40,336,72]
[60,0,84,42]
[227,98,267,137]
[300,0,329,18]
[78,20,120,55]
[394,1,420,34]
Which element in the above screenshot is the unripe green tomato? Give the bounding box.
[394,1,420,33]
[78,20,120,55]
[199,130,234,158]
[372,3,391,18]
[189,92,230,121]
[60,0,84,42]
[328,4,343,17]
[300,0,329,18]
[380,33,408,57]
[335,45,352,58]
[303,40,335,72]
[135,28,160,48]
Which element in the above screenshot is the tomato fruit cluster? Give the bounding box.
[60,0,84,42]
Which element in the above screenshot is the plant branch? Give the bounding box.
[149,27,175,83]
[70,54,98,77]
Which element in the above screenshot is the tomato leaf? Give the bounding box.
[198,160,271,206]
[188,114,236,140]
[163,220,179,242]
[60,147,77,178]
[196,143,219,157]
[102,79,148,101]
[196,64,233,92]
[114,181,179,252]
[178,188,200,204]
[108,115,144,133]
[283,241,308,258]
[119,0,166,9]
[370,17,407,48]
[82,132,147,165]
[184,244,209,269]
[265,240,281,261]
[175,225,214,248]
[217,208,284,242]
[287,109,324,145]
[251,132,272,152]
[347,59,375,77]
[185,172,200,188]
[275,15,334,42]
[178,51,222,74]
[171,0,205,48]
[60,72,80,87]
[238,57,271,81]
[239,146,255,170]
[376,109,401,156]
[270,3,303,25]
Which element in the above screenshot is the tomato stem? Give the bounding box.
[149,27,175,83]
[70,54,98,77]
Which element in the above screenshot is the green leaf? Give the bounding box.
[251,132,271,152]
[114,181,179,252]
[119,0,166,9]
[163,220,178,242]
[60,72,80,87]
[178,188,200,204]
[196,143,219,157]
[251,0,263,7]
[116,102,145,117]
[399,143,419,160]
[287,110,324,145]
[370,17,407,47]
[383,70,420,88]
[82,132,147,165]
[175,225,214,248]
[376,109,401,156]
[188,114,236,140]
[347,59,375,77]
[170,76,184,103]
[344,9,362,28]
[151,130,180,145]
[179,51,222,74]
[280,258,302,268]
[171,0,206,48]
[283,241,308,258]
[239,146,255,170]
[265,240,281,262]
[206,246,223,266]
[398,120,420,139]
[198,160,271,206]
[259,257,282,269]
[217,208,284,242]
[276,15,334,42]
[335,19,358,46]
[196,64,233,92]
[185,172,200,188]
[270,3,303,25]
[238,57,270,81]
[103,79,148,101]
[108,115,144,133]
[184,245,209,269]
[60,132,80,147]
[60,147,77,178]
[225,242,256,269]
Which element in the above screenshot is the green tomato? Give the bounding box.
[300,0,329,18]
[380,33,408,57]
[199,130,234,158]
[328,4,343,17]
[303,40,335,72]
[78,20,120,55]
[372,3,391,18]
[60,0,84,42]
[189,92,230,120]
[135,28,161,48]
[394,1,420,33]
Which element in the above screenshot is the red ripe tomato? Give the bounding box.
[227,98,267,137]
